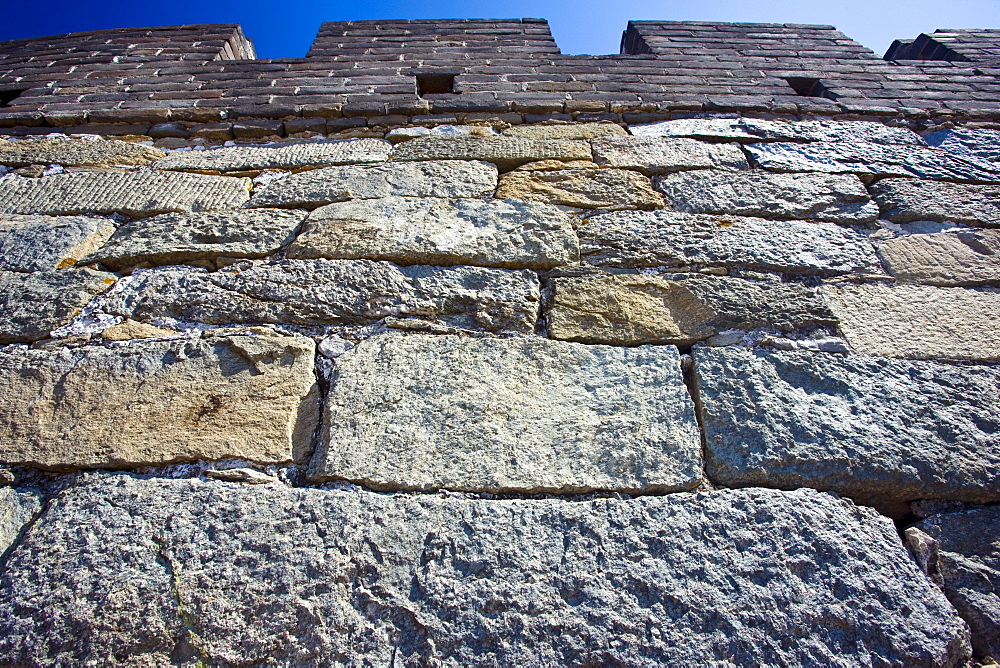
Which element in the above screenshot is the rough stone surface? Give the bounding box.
[391,136,592,170]
[0,473,971,666]
[311,334,702,493]
[579,210,882,275]
[0,138,165,167]
[869,178,1000,227]
[0,214,115,272]
[503,122,627,140]
[0,334,318,469]
[100,319,178,341]
[0,171,251,217]
[0,268,116,344]
[385,125,497,143]
[83,209,308,271]
[695,346,1000,511]
[0,487,42,559]
[915,506,1000,658]
[104,261,540,332]
[248,160,498,208]
[548,273,836,345]
[878,230,1000,286]
[590,136,748,174]
[925,128,1000,164]
[497,168,664,210]
[286,196,578,270]
[747,141,1000,184]
[154,139,392,172]
[823,282,1000,360]
[630,118,925,145]
[655,169,878,224]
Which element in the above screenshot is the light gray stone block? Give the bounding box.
[925,128,1000,164]
[310,334,702,493]
[0,334,318,469]
[0,171,251,217]
[579,210,882,275]
[630,118,925,145]
[590,136,748,174]
[695,346,1000,511]
[0,214,116,272]
[104,261,540,333]
[286,196,578,270]
[391,136,592,170]
[0,268,116,344]
[248,160,498,208]
[0,138,165,167]
[654,169,879,224]
[869,178,1000,227]
[154,138,392,172]
[0,473,971,666]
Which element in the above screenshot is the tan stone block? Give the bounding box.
[497,168,664,210]
[878,230,1000,286]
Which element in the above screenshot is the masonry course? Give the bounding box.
[0,17,999,664]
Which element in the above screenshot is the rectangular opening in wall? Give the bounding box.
[0,89,27,107]
[416,73,456,96]
[783,77,832,98]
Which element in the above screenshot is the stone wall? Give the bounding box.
[0,18,998,666]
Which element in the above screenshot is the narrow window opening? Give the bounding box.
[416,74,456,96]
[783,77,831,98]
[0,89,27,107]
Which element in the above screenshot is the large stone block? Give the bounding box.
[925,128,1000,164]
[104,261,540,333]
[0,268,116,344]
[822,282,1000,360]
[695,346,1000,511]
[154,138,392,173]
[548,273,836,345]
[654,170,878,224]
[913,506,1000,658]
[590,136,748,174]
[746,141,1000,184]
[579,210,882,275]
[877,230,1000,286]
[310,334,702,493]
[0,138,165,167]
[496,167,664,210]
[630,118,925,145]
[0,171,251,217]
[248,160,498,208]
[0,488,42,559]
[391,136,592,170]
[83,209,308,271]
[0,214,115,272]
[0,334,318,469]
[502,122,627,139]
[0,474,971,666]
[869,178,1000,227]
[285,196,578,270]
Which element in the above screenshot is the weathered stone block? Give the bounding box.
[0,138,165,168]
[630,118,925,145]
[0,172,251,217]
[925,128,1000,164]
[746,141,1000,184]
[0,268,116,344]
[579,210,882,275]
[654,170,878,224]
[496,167,664,210]
[286,196,578,270]
[502,122,627,139]
[869,178,1000,227]
[248,160,498,208]
[548,273,836,345]
[822,282,1000,360]
[878,230,1000,286]
[385,125,497,143]
[0,487,42,559]
[0,334,318,469]
[83,209,308,271]
[391,136,592,170]
[153,138,392,173]
[104,261,540,333]
[913,506,1000,658]
[0,214,115,272]
[695,346,1000,511]
[311,334,702,493]
[590,136,748,174]
[0,474,971,666]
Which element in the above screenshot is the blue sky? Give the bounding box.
[1,0,997,59]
